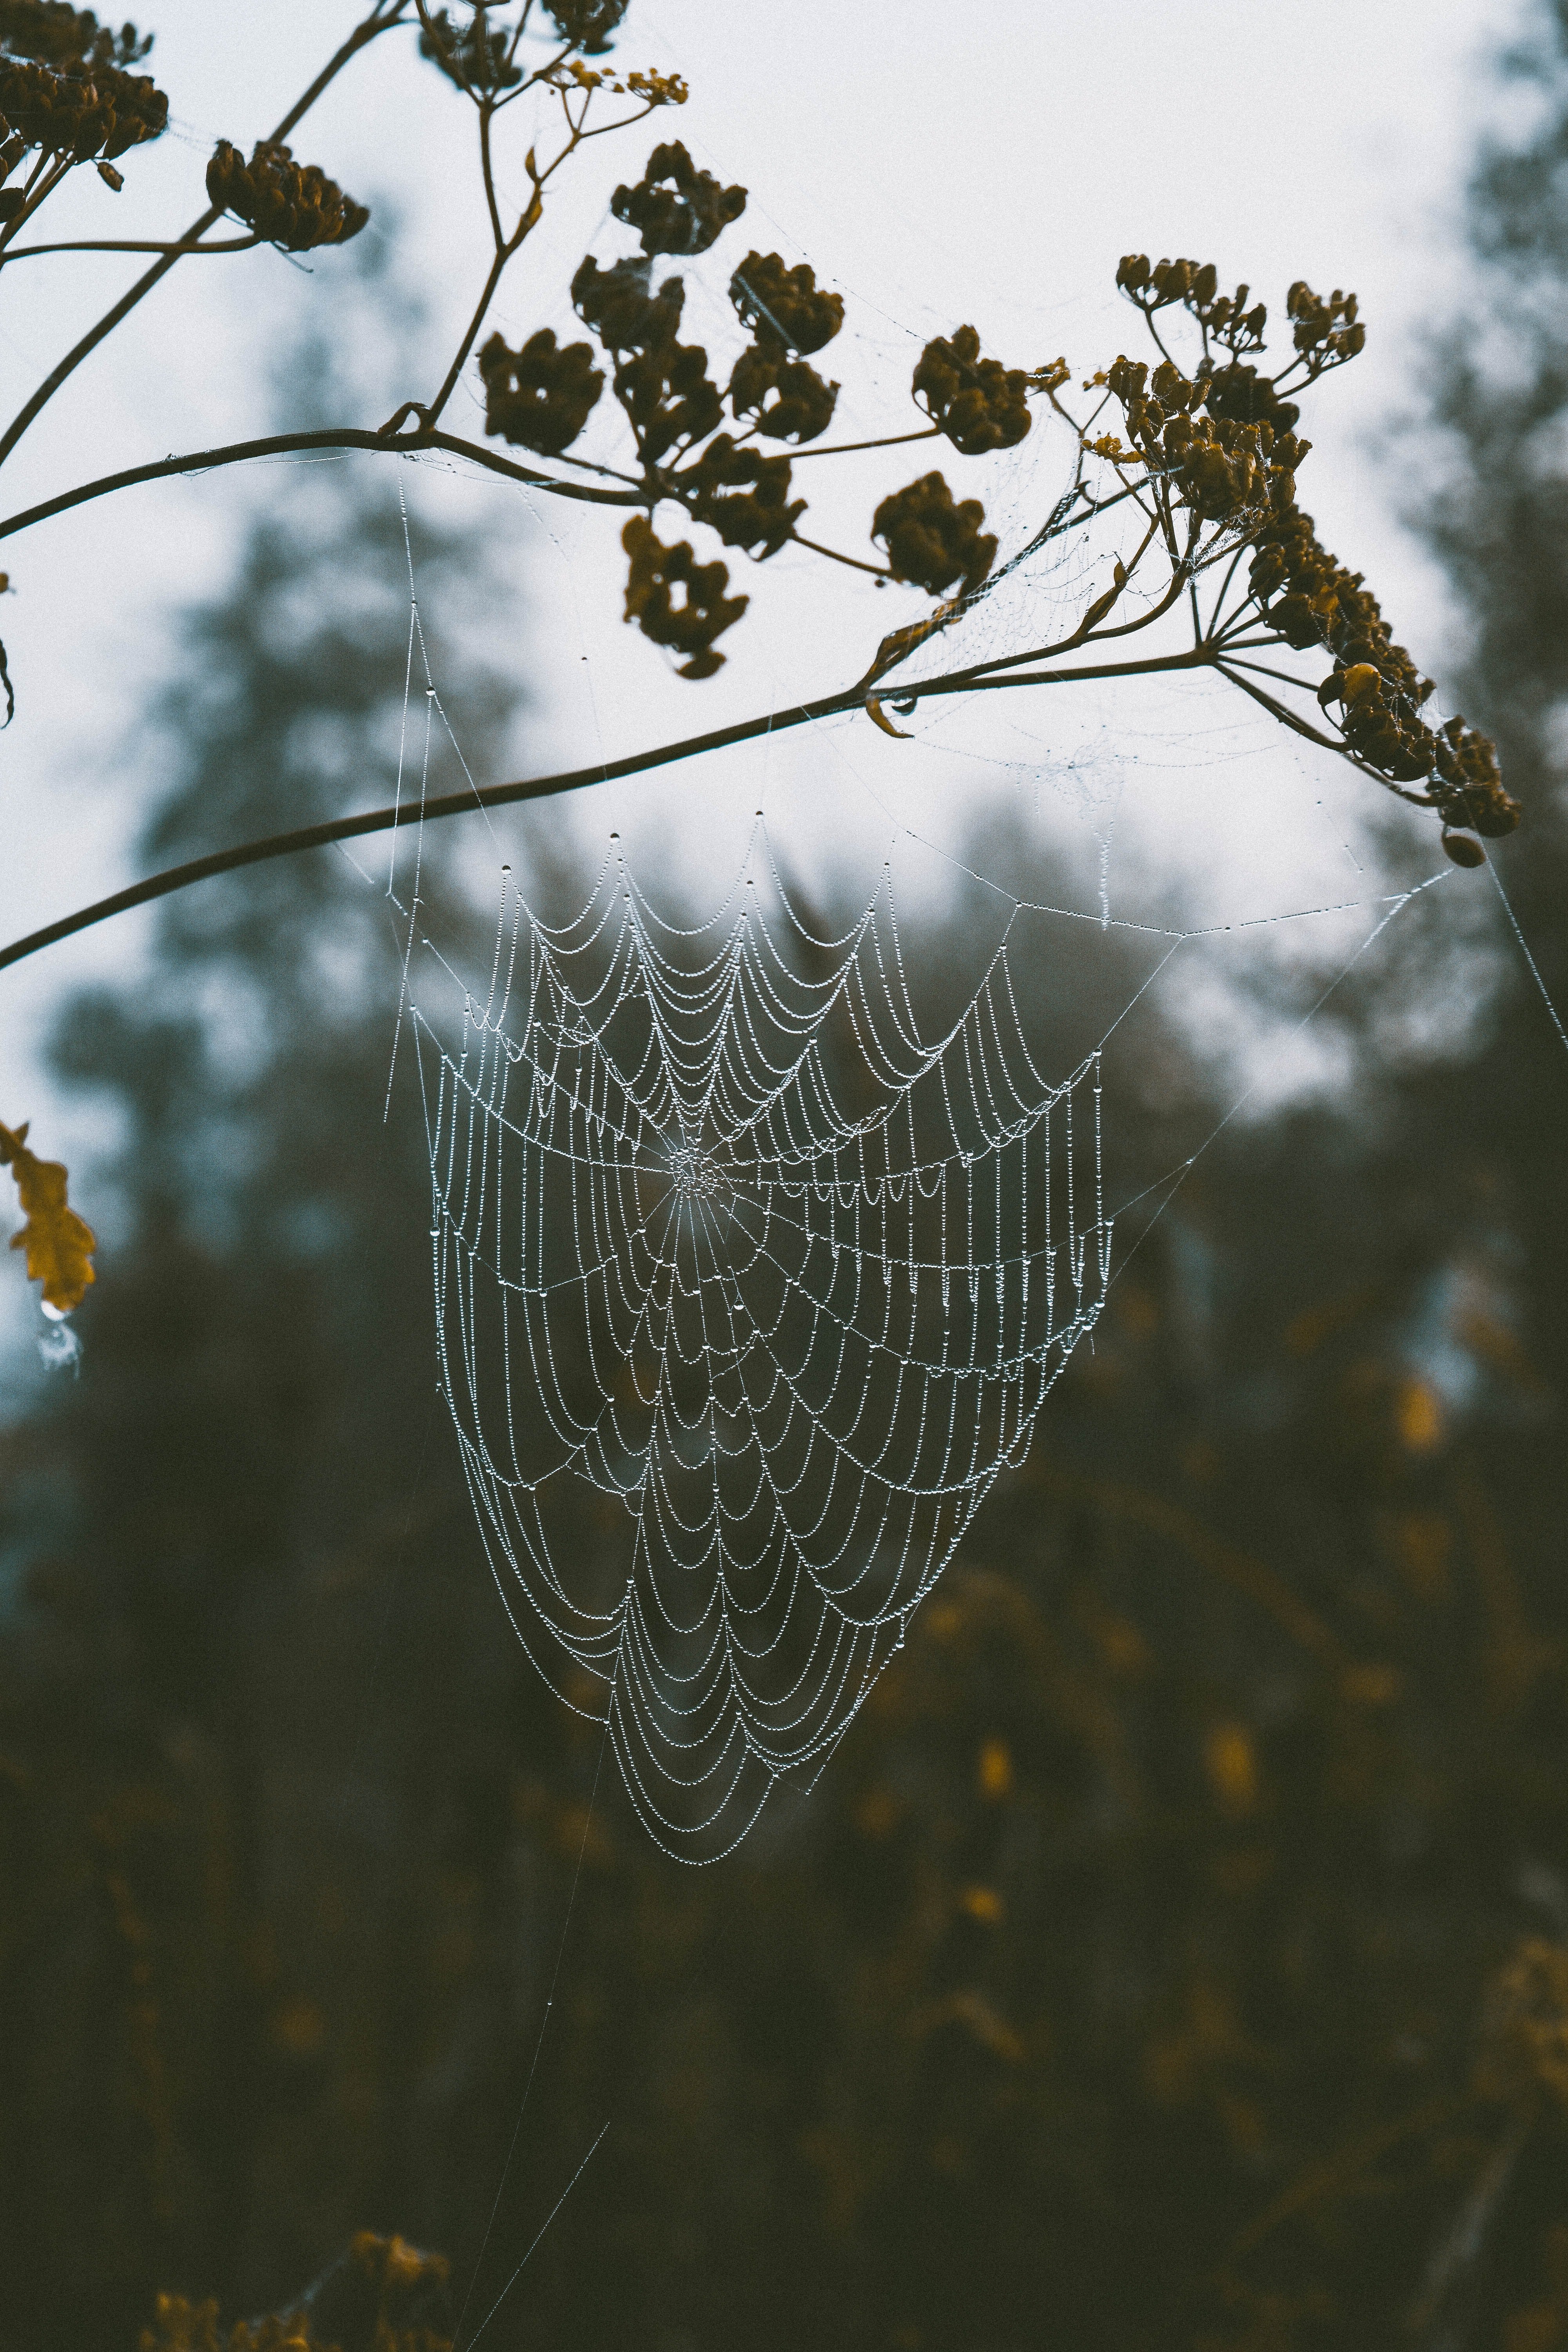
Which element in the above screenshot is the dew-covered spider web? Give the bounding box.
[375,144,1503,1867]
[410,835,1109,1860]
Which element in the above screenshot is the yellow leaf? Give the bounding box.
[0,1118,96,1314]
[1396,1377,1442,1453]
[1203,1720,1258,1814]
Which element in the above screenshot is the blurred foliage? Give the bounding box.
[2,11,1568,2351]
[138,2230,453,2352]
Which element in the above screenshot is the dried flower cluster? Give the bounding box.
[0,0,151,70]
[1089,253,1518,857]
[873,471,997,597]
[546,55,685,104]
[0,0,1527,1320]
[417,5,524,94]
[1249,506,1517,840]
[140,2231,454,2352]
[517,156,1022,668]
[206,140,369,253]
[610,136,744,257]
[1117,253,1269,356]
[544,0,631,53]
[478,323,603,455]
[1096,352,1307,520]
[728,330,837,443]
[914,323,1031,455]
[0,44,163,184]
[572,257,723,459]
[0,0,162,209]
[677,431,803,557]
[621,510,747,679]
[729,249,843,354]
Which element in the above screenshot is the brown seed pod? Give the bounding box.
[0,49,165,162]
[478,328,602,456]
[675,434,803,559]
[206,139,367,252]
[610,140,745,258]
[543,0,631,53]
[728,251,843,356]
[913,326,1031,456]
[622,515,748,680]
[728,343,838,443]
[871,472,996,599]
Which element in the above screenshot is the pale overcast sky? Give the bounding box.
[0,0,1537,1187]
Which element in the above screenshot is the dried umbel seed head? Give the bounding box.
[574,253,723,459]
[1117,252,1270,358]
[1163,413,1274,521]
[872,472,996,599]
[728,342,837,443]
[1270,517,1519,828]
[614,333,722,462]
[1117,253,1204,309]
[728,251,844,356]
[478,328,603,456]
[1099,351,1298,521]
[419,6,523,94]
[0,48,164,162]
[544,0,631,53]
[914,326,1031,456]
[675,434,803,559]
[0,0,152,71]
[1199,361,1301,436]
[1285,279,1365,374]
[571,252,684,352]
[611,139,746,258]
[206,139,368,252]
[1192,281,1268,356]
[622,514,748,679]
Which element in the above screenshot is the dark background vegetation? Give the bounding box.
[5,13,1568,2351]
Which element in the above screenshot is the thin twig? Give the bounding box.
[0,425,642,546]
[0,0,414,470]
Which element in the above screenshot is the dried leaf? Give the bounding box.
[0,1117,95,1313]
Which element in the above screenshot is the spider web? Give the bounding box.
[411,835,1109,1861]
[383,176,1472,1867]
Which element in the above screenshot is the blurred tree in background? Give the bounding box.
[4,11,1568,2352]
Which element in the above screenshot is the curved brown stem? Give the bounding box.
[0,216,225,469]
[0,424,644,547]
[420,242,515,429]
[0,645,1231,976]
[790,426,942,463]
[789,532,892,578]
[0,0,413,472]
[0,235,262,264]
[1217,659,1430,802]
[0,690,861,973]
